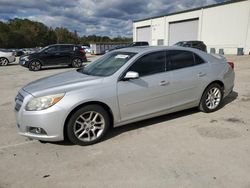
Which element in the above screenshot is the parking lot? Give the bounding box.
[0,55,250,188]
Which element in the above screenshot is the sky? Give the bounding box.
[0,0,226,37]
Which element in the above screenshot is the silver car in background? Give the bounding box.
[15,46,235,145]
[0,50,16,66]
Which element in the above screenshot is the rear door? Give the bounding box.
[167,50,209,107]
[117,51,172,121]
[57,45,73,64]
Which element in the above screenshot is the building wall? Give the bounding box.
[133,0,250,54]
[201,0,250,54]
[165,10,201,45]
[151,17,165,46]
[133,20,151,44]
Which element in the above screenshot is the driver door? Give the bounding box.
[40,46,60,65]
[117,51,172,122]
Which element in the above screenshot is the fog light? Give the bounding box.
[28,127,47,135]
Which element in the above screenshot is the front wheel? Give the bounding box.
[29,60,42,71]
[199,83,224,113]
[67,105,110,146]
[0,57,9,66]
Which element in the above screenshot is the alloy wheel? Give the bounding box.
[205,87,221,110]
[29,61,41,71]
[73,111,105,142]
[0,58,9,66]
[72,58,82,68]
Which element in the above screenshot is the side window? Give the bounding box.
[59,45,72,52]
[168,50,195,70]
[44,46,58,53]
[193,53,206,65]
[128,51,166,77]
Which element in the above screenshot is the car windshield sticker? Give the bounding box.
[115,54,129,59]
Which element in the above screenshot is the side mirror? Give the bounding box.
[123,71,139,80]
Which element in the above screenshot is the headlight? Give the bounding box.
[21,56,29,61]
[25,93,65,111]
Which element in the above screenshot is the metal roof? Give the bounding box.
[133,0,248,23]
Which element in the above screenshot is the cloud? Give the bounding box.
[0,0,225,37]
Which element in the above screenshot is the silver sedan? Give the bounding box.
[15,46,235,145]
[0,50,16,66]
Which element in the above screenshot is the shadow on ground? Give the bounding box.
[220,91,238,108]
[49,91,238,146]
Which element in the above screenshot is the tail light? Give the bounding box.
[79,48,85,54]
[228,61,234,69]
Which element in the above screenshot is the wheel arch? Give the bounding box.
[0,57,9,63]
[63,101,114,140]
[71,56,86,62]
[199,80,225,104]
[205,80,225,91]
[28,58,44,66]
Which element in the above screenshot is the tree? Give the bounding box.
[0,18,132,48]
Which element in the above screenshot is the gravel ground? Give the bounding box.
[0,55,250,188]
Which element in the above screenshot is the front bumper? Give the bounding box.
[15,89,67,141]
[19,59,29,67]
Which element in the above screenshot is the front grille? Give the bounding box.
[15,93,24,111]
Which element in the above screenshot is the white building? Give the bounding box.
[133,0,250,54]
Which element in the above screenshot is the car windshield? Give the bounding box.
[80,51,136,76]
[38,46,48,53]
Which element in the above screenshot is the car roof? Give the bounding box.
[178,40,203,43]
[115,46,203,54]
[47,44,75,47]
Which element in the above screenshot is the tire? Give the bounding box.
[199,83,224,113]
[29,60,42,71]
[67,105,110,146]
[0,57,9,66]
[72,58,83,68]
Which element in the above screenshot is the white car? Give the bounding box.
[82,46,91,53]
[0,50,16,66]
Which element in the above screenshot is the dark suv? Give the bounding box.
[106,41,149,53]
[174,41,207,52]
[128,41,149,47]
[19,44,87,71]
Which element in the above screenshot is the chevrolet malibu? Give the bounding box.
[15,46,235,145]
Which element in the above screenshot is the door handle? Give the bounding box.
[198,72,207,77]
[159,80,170,86]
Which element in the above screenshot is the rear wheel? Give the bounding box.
[199,83,223,113]
[29,60,42,71]
[0,57,9,66]
[67,105,110,146]
[72,58,83,68]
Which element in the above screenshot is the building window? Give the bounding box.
[157,39,164,46]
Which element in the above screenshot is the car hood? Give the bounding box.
[27,52,39,57]
[0,51,13,56]
[22,70,103,97]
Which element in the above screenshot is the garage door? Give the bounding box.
[136,26,151,45]
[168,19,199,45]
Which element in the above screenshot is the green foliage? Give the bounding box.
[0,18,132,48]
[79,35,132,45]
